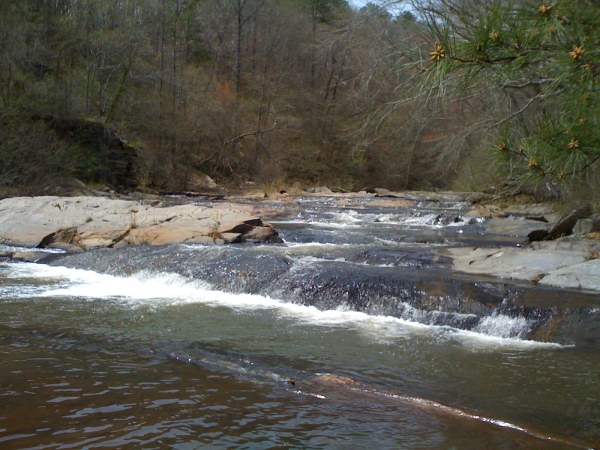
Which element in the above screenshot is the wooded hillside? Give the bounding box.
[0,0,597,200]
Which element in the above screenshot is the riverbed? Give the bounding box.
[1,194,598,448]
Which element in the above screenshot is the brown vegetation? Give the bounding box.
[0,0,486,193]
[0,1,597,201]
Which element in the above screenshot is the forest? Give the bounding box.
[0,0,598,201]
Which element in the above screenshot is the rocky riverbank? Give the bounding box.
[0,196,280,259]
[233,188,600,293]
[1,190,599,294]
[442,241,600,292]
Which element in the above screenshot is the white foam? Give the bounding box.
[0,244,65,254]
[285,242,359,249]
[447,328,564,351]
[2,263,564,350]
[330,210,362,224]
[305,221,362,230]
[272,211,474,230]
[474,314,530,339]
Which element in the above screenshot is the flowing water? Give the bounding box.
[1,195,599,449]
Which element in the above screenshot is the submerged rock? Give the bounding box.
[0,196,281,250]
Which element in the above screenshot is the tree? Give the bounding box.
[412,0,599,195]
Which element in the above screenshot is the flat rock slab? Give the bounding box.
[442,240,600,292]
[540,260,600,290]
[0,196,280,250]
[484,217,550,238]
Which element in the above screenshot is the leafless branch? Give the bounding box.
[488,94,541,130]
[223,120,277,146]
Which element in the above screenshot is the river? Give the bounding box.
[1,194,599,449]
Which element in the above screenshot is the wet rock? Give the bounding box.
[0,196,280,250]
[434,214,463,226]
[527,229,548,242]
[10,251,58,263]
[528,205,593,242]
[45,242,85,254]
[369,199,415,209]
[525,216,548,223]
[467,203,504,218]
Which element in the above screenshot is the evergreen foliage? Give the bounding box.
[420,0,599,191]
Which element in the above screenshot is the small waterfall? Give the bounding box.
[41,242,598,345]
[474,314,531,339]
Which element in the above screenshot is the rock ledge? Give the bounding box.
[0,196,280,251]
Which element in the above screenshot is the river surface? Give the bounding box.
[1,195,599,449]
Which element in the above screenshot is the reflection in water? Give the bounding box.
[0,321,591,449]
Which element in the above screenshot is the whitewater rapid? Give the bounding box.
[2,262,564,351]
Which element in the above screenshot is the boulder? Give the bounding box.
[591,216,600,233]
[40,177,94,197]
[0,196,281,251]
[190,172,218,190]
[434,214,462,226]
[186,171,227,194]
[528,205,593,242]
[308,186,333,194]
[573,219,593,235]
[546,206,592,239]
[373,188,401,198]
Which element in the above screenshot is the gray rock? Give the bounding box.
[485,217,548,238]
[186,171,227,194]
[41,177,95,197]
[0,196,280,250]
[308,186,333,194]
[504,203,555,217]
[591,216,600,233]
[442,241,600,292]
[539,260,600,290]
[10,251,55,263]
[546,206,592,240]
[574,219,594,235]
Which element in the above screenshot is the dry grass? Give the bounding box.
[585,248,600,260]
